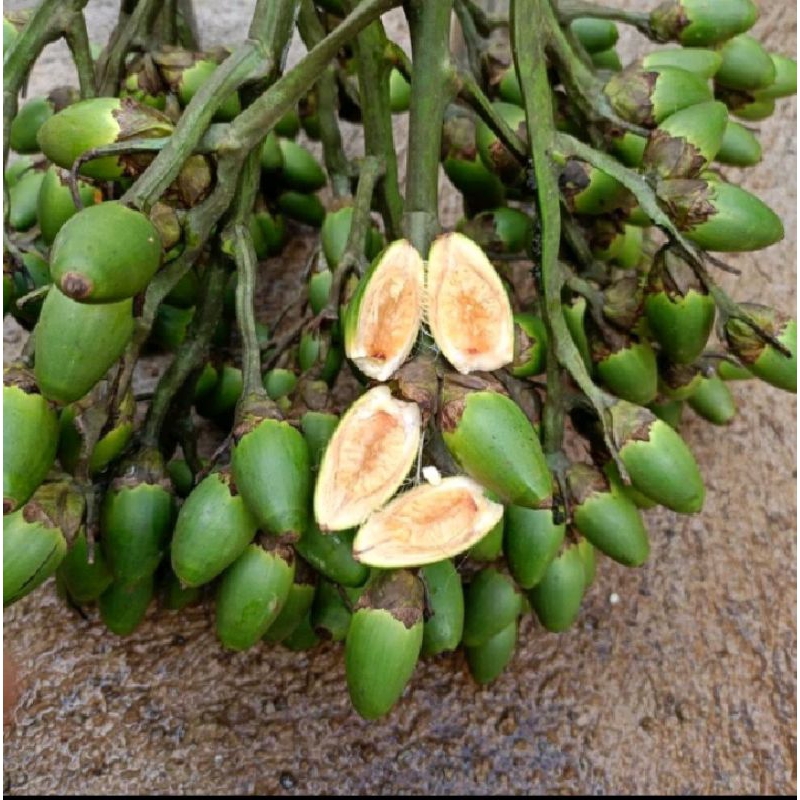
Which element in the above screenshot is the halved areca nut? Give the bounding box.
[314,385,421,531]
[352,476,504,568]
[426,232,514,374]
[344,239,425,381]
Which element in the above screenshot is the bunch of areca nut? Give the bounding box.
[3,0,796,719]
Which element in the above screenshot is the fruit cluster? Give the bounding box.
[3,0,796,720]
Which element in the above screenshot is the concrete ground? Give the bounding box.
[3,0,796,794]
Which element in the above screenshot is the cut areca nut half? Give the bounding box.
[426,232,514,374]
[352,476,505,568]
[344,239,425,381]
[314,385,421,532]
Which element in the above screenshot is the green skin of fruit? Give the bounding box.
[232,419,310,536]
[748,320,797,393]
[603,460,657,510]
[308,270,333,316]
[389,68,411,113]
[645,289,716,364]
[648,397,685,429]
[300,411,339,470]
[196,365,242,418]
[717,360,753,381]
[10,97,54,154]
[295,520,369,588]
[274,108,301,139]
[320,206,383,269]
[570,17,618,53]
[193,363,218,399]
[642,48,722,80]
[577,539,596,588]
[682,180,784,252]
[34,290,134,405]
[8,169,44,231]
[467,515,505,561]
[99,575,154,636]
[263,581,316,644]
[591,48,622,72]
[652,0,758,47]
[443,156,506,211]
[567,165,631,215]
[715,35,776,92]
[476,102,527,183]
[419,560,465,656]
[261,131,284,172]
[253,210,287,256]
[58,528,113,603]
[311,579,354,642]
[4,155,35,186]
[511,313,547,378]
[58,407,133,476]
[164,268,200,309]
[498,67,523,106]
[37,165,99,245]
[563,298,593,372]
[659,369,702,402]
[688,375,737,425]
[50,202,162,303]
[166,459,194,498]
[596,341,658,406]
[100,483,174,587]
[345,608,423,720]
[619,420,705,513]
[277,191,326,227]
[179,60,241,121]
[282,613,320,651]
[171,472,258,587]
[10,251,50,328]
[3,385,59,513]
[457,208,534,255]
[730,96,775,122]
[650,66,714,123]
[573,489,650,567]
[263,368,298,401]
[3,508,67,607]
[159,566,202,611]
[611,131,647,167]
[278,139,327,192]
[716,121,762,167]
[215,544,295,651]
[442,391,552,508]
[504,505,566,590]
[151,304,193,351]
[755,55,797,100]
[462,568,523,648]
[4,18,18,53]
[529,545,586,633]
[465,620,518,686]
[614,226,644,270]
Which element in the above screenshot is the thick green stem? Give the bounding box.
[64,12,96,98]
[124,0,299,212]
[511,0,612,456]
[141,261,228,449]
[346,0,404,238]
[453,0,485,80]
[403,0,456,255]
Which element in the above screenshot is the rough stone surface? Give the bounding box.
[3,1,796,795]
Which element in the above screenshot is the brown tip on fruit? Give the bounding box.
[4,496,16,514]
[60,272,93,300]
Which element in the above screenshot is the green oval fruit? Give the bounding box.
[253,209,287,256]
[610,130,648,167]
[37,97,173,180]
[282,613,320,651]
[688,374,737,424]
[260,130,284,173]
[9,251,50,329]
[307,269,333,315]
[101,476,174,586]
[215,541,295,651]
[419,559,465,656]
[715,121,762,166]
[643,101,729,178]
[560,159,633,215]
[4,155,35,187]
[36,165,101,245]
[570,17,618,53]
[563,297,593,371]
[278,139,326,192]
[8,168,44,231]
[595,339,658,406]
[715,34,776,92]
[178,59,241,121]
[462,568,523,648]
[468,503,505,562]
[232,416,311,537]
[345,570,424,720]
[263,368,297,401]
[456,207,534,255]
[648,397,685,429]
[645,289,715,365]
[611,401,705,513]
[569,464,650,567]
[642,48,722,80]
[590,48,623,72]
[195,364,242,419]
[441,383,551,508]
[4,17,19,54]
[724,307,796,393]
[717,359,753,381]
[465,620,518,685]
[311,579,355,642]
[649,0,758,47]
[300,411,339,470]
[50,202,162,303]
[505,503,565,590]
[602,460,657,510]
[3,502,67,606]
[389,68,411,113]
[10,96,54,153]
[34,289,134,405]
[443,154,507,211]
[263,565,316,644]
[295,518,369,588]
[164,267,200,309]
[158,564,202,611]
[476,102,527,184]
[755,54,796,99]
[274,108,301,138]
[660,178,783,252]
[171,469,258,588]
[150,303,193,351]
[277,191,326,227]
[3,376,59,513]
[604,65,713,127]
[57,528,113,603]
[99,575,154,635]
[613,225,645,270]
[529,543,586,633]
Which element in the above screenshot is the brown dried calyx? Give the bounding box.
[354,570,425,629]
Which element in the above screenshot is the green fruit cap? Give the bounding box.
[715,121,762,166]
[505,502,566,590]
[215,541,295,651]
[419,559,465,656]
[595,339,658,406]
[50,202,162,303]
[171,469,258,587]
[34,289,134,405]
[714,34,776,92]
[466,620,518,685]
[441,381,551,507]
[345,570,424,720]
[529,543,586,633]
[36,165,100,245]
[649,0,758,47]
